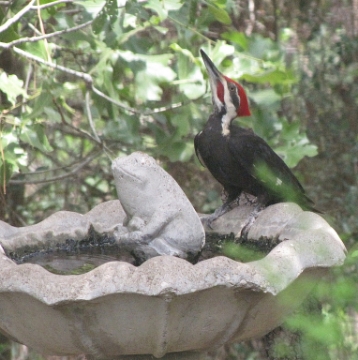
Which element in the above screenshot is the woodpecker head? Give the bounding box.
[200,49,251,135]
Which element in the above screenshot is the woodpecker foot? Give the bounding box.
[202,211,221,230]
[240,204,265,238]
[240,193,257,206]
[203,199,238,229]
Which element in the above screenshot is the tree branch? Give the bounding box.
[9,151,102,185]
[31,0,74,10]
[11,46,197,116]
[12,46,93,84]
[0,19,93,49]
[0,0,36,34]
[52,98,100,146]
[85,90,101,143]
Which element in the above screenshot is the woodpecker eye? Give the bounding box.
[229,84,237,92]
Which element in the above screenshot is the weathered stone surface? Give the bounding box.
[86,199,126,234]
[246,202,304,241]
[1,212,92,259]
[0,152,347,359]
[1,153,205,264]
[0,200,347,358]
[111,152,205,261]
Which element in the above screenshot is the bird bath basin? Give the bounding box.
[0,153,346,359]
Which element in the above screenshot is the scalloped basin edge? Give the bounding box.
[0,201,347,358]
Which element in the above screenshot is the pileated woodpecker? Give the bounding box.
[195,49,319,228]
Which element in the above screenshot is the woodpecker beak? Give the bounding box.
[200,49,224,83]
[200,49,225,109]
[200,49,251,117]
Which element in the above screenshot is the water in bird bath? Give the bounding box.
[10,232,271,276]
[21,253,124,275]
[9,236,137,274]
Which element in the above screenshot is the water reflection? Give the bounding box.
[18,251,135,275]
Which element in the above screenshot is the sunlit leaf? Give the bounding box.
[250,89,282,107]
[74,0,106,17]
[201,41,235,66]
[222,31,249,50]
[207,3,231,25]
[276,142,318,168]
[23,41,50,61]
[19,124,53,153]
[0,72,27,105]
[144,0,168,21]
[241,69,297,85]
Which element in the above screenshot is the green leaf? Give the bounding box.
[163,0,183,11]
[170,44,205,99]
[145,0,183,21]
[22,41,49,61]
[271,119,318,167]
[250,89,282,107]
[248,35,278,59]
[276,142,318,168]
[1,131,19,150]
[116,51,177,102]
[0,161,14,186]
[0,132,28,184]
[19,124,53,153]
[75,0,105,17]
[241,68,297,85]
[0,72,27,105]
[144,0,168,21]
[162,141,193,162]
[28,91,53,119]
[170,43,199,64]
[222,31,248,50]
[0,7,19,42]
[40,0,58,4]
[207,3,231,25]
[201,41,235,66]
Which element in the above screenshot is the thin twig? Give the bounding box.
[12,46,93,84]
[0,19,93,49]
[52,98,113,160]
[36,0,51,62]
[9,151,102,185]
[52,98,99,145]
[0,129,6,194]
[85,90,101,143]
[0,0,36,34]
[91,84,192,115]
[31,0,74,10]
[27,23,42,36]
[11,46,197,116]
[168,15,215,43]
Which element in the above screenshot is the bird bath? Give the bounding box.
[0,153,346,359]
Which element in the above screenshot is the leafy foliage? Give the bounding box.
[0,0,315,223]
[1,0,357,359]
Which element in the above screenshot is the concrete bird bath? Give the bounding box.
[0,152,346,359]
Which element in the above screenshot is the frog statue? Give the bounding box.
[112,152,205,263]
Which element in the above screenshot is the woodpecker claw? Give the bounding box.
[202,199,238,230]
[207,218,214,230]
[201,214,216,230]
[240,203,265,238]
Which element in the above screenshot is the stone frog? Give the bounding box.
[112,152,205,263]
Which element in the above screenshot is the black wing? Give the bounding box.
[194,132,207,168]
[228,129,311,205]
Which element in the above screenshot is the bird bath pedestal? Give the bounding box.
[0,154,346,359]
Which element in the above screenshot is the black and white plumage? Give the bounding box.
[195,49,319,228]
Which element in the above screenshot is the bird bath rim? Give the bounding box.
[0,201,347,358]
